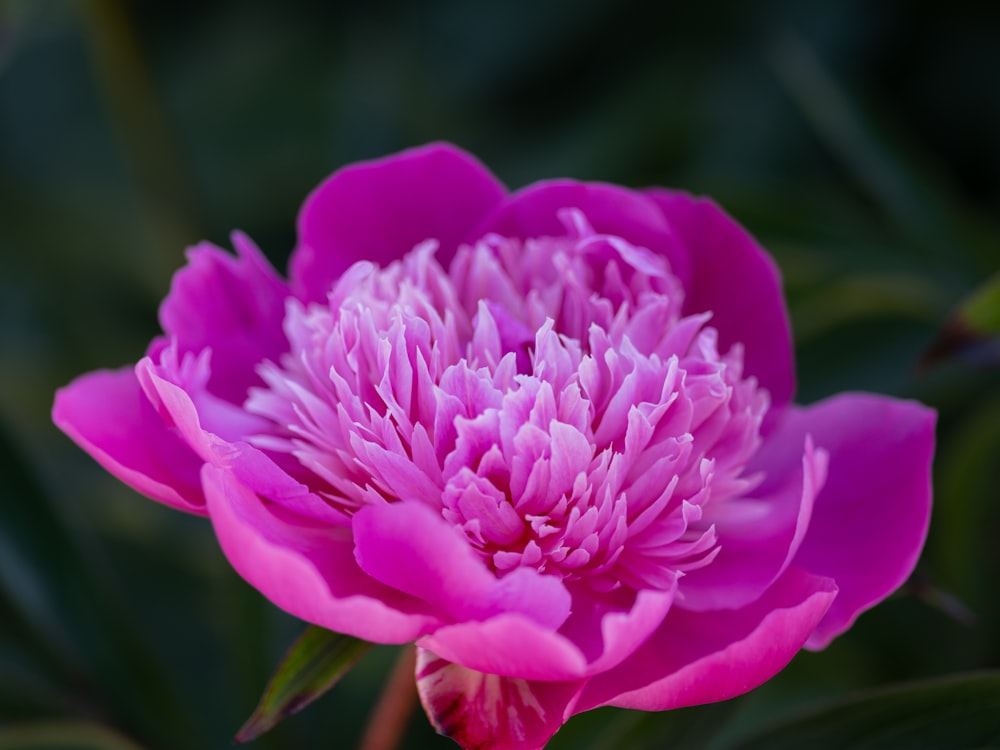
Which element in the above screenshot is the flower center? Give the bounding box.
[246,212,768,593]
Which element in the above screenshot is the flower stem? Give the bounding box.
[358,644,417,750]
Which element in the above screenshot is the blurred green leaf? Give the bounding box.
[933,392,1000,632]
[0,721,148,750]
[962,274,1000,333]
[236,626,373,743]
[731,672,1000,750]
[768,30,960,268]
[0,418,203,744]
[790,271,942,343]
[923,272,1000,369]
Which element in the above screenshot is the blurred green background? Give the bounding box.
[1,0,998,748]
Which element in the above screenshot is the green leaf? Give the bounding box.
[0,721,148,750]
[962,273,1000,333]
[235,626,373,743]
[731,672,1000,750]
[923,272,1000,368]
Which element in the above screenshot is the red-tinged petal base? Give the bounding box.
[416,649,586,750]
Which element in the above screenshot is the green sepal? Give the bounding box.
[235,626,373,743]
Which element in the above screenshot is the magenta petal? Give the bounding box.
[203,465,439,643]
[778,393,936,648]
[476,180,691,284]
[417,649,585,750]
[420,588,674,681]
[52,367,206,514]
[647,190,794,408]
[135,355,226,463]
[559,585,677,675]
[353,502,571,627]
[576,567,836,713]
[420,615,588,680]
[159,234,289,405]
[136,350,350,526]
[678,436,827,612]
[292,143,507,302]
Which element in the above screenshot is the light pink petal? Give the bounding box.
[575,567,836,713]
[776,393,936,648]
[52,367,206,514]
[416,649,585,750]
[647,190,794,408]
[677,437,827,611]
[353,502,571,627]
[292,143,507,302]
[135,355,231,463]
[135,352,348,526]
[159,233,289,405]
[475,180,691,284]
[419,615,588,681]
[203,464,440,643]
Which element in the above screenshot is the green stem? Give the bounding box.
[358,645,418,750]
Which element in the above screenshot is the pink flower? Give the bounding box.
[53,144,935,749]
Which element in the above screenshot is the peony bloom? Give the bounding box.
[53,144,935,749]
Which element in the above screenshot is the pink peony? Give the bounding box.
[53,143,935,749]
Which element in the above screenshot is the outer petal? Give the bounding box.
[777,393,936,648]
[678,436,827,612]
[203,465,440,643]
[575,567,837,713]
[52,367,206,514]
[292,143,507,302]
[420,586,675,682]
[647,190,794,407]
[474,180,691,284]
[420,616,588,681]
[416,649,586,750]
[159,232,289,405]
[135,347,349,526]
[353,502,570,629]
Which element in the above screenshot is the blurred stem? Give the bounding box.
[358,645,418,750]
[81,0,201,271]
[768,31,948,262]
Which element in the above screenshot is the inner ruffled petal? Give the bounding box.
[245,215,778,607]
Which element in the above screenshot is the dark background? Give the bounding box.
[1,1,998,748]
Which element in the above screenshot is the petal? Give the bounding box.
[52,367,206,514]
[292,143,507,302]
[135,352,251,461]
[647,190,794,408]
[420,586,675,682]
[678,435,827,611]
[575,567,836,713]
[558,584,677,675]
[416,649,585,750]
[203,464,440,643]
[475,180,691,284]
[352,502,571,628]
[778,393,936,648]
[419,615,587,681]
[135,348,348,526]
[159,233,289,404]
